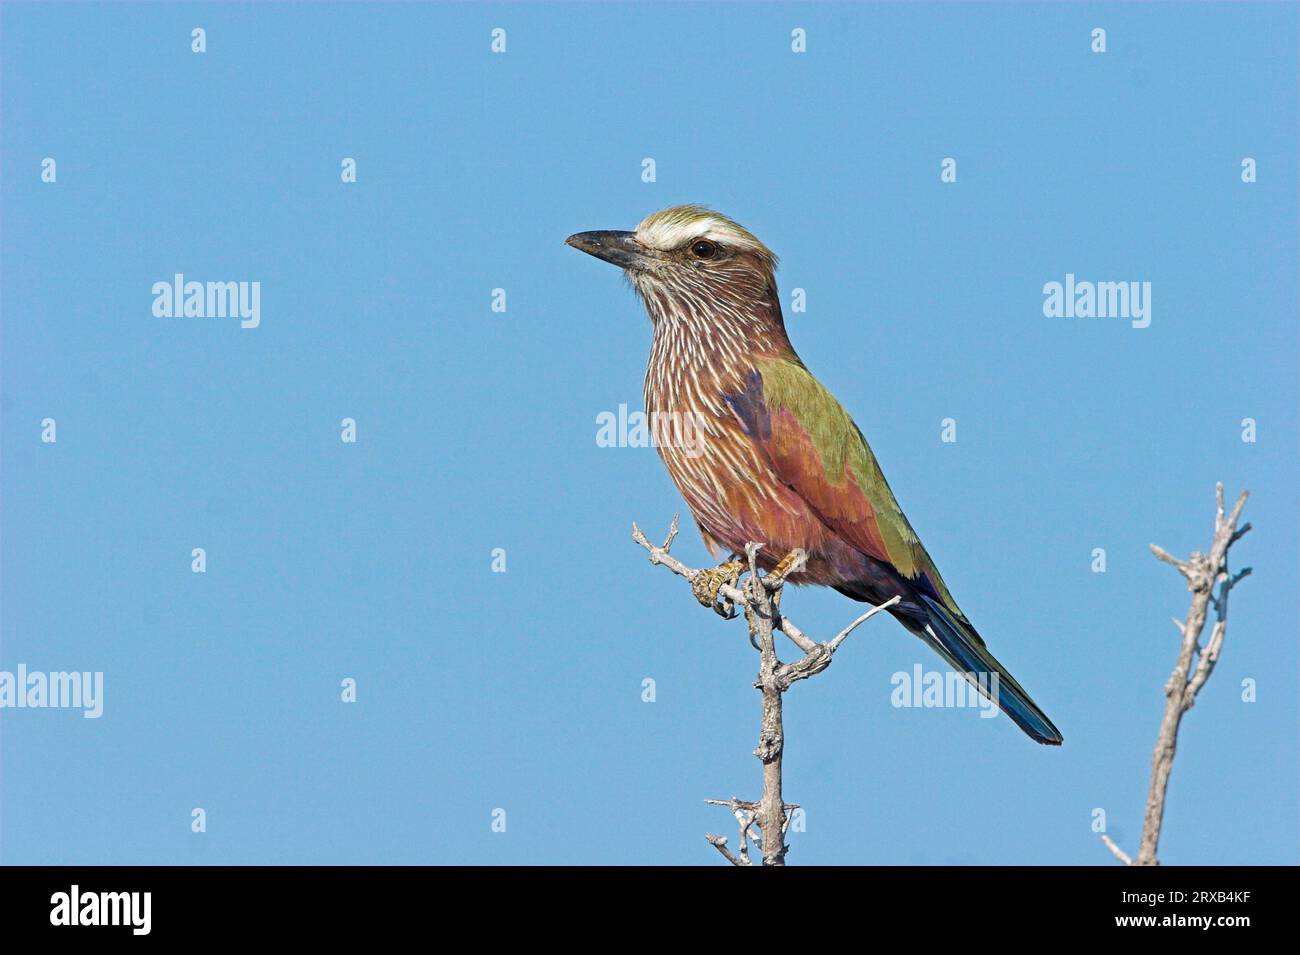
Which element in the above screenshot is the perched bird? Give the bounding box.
[567,205,1063,745]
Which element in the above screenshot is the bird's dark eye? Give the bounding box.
[690,240,718,259]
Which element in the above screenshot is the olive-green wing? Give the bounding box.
[724,357,968,623]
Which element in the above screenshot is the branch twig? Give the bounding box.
[633,516,898,865]
[1100,484,1250,866]
[1101,834,1133,866]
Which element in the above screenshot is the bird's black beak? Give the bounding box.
[565,230,652,270]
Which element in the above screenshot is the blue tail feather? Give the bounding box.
[915,595,1063,746]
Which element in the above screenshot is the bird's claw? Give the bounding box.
[691,560,746,619]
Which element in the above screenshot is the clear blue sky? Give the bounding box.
[2,2,1296,865]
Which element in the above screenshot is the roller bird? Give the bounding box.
[567,205,1062,745]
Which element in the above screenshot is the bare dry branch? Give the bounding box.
[829,598,902,652]
[1150,544,1190,577]
[632,517,746,610]
[1101,834,1133,866]
[634,518,898,865]
[1102,484,1250,867]
[704,833,744,867]
[770,616,820,655]
[703,798,758,866]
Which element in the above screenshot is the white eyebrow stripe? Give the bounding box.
[637,218,761,253]
[632,205,779,270]
[636,217,718,250]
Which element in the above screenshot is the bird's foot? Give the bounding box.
[770,550,802,581]
[691,560,746,619]
[767,549,805,611]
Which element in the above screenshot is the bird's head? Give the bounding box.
[566,205,779,316]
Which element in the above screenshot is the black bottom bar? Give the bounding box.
[0,864,1285,939]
